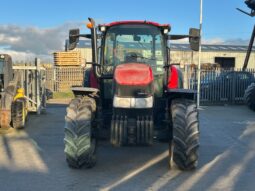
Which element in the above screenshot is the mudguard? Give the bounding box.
[71,87,99,97]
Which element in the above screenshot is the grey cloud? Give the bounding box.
[0,21,251,62]
[0,22,84,58]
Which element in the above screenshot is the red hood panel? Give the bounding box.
[114,63,153,86]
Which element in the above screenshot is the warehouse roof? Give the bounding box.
[72,40,255,52]
[170,44,255,52]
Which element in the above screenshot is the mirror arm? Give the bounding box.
[70,34,101,39]
[80,34,101,39]
[168,35,200,40]
[79,34,91,38]
[168,35,189,40]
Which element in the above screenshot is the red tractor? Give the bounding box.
[64,18,200,170]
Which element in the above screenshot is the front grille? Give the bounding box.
[114,82,154,98]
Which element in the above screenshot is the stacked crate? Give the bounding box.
[53,51,85,92]
[54,67,85,92]
[54,51,81,66]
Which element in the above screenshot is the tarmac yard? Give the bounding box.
[0,100,255,191]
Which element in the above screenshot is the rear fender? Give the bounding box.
[71,87,99,97]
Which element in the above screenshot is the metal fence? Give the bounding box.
[188,68,255,105]
[13,58,47,114]
[45,66,255,105]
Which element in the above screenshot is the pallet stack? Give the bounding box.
[53,51,81,66]
[52,51,85,92]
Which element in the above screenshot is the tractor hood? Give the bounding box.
[114,63,153,86]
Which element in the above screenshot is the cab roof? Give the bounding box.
[100,21,170,29]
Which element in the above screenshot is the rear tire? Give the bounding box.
[12,98,26,129]
[244,83,255,111]
[170,99,199,170]
[64,97,97,169]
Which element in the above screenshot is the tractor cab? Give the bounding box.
[69,20,199,76]
[100,21,168,75]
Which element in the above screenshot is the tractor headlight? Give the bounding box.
[113,96,153,108]
[163,29,169,34]
[99,26,106,32]
[134,97,153,108]
[113,96,131,108]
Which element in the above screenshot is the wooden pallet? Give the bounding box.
[55,67,84,81]
[54,51,81,66]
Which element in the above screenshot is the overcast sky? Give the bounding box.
[0,0,254,62]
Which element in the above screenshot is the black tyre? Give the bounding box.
[64,96,97,169]
[244,83,255,111]
[12,98,26,129]
[170,99,199,170]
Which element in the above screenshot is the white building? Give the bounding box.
[69,40,255,69]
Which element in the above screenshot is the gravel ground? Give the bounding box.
[0,100,255,191]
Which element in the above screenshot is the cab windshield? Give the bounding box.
[103,24,166,74]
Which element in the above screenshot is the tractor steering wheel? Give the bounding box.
[125,52,142,63]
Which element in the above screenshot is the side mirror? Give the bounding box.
[189,28,200,51]
[69,29,80,50]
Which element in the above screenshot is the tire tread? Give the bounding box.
[64,97,97,169]
[244,83,255,111]
[171,98,199,170]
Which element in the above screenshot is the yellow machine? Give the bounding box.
[0,54,28,129]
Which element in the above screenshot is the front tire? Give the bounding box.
[64,97,97,169]
[170,99,199,170]
[12,98,27,129]
[244,83,255,111]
